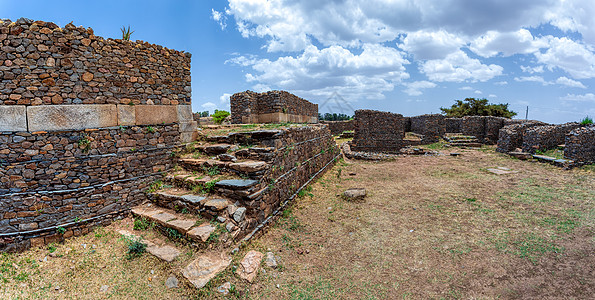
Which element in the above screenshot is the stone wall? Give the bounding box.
[565,125,595,163]
[0,19,195,251]
[320,120,354,135]
[445,118,462,133]
[522,123,582,153]
[351,109,405,153]
[251,126,340,226]
[410,114,445,143]
[496,121,547,153]
[230,90,318,124]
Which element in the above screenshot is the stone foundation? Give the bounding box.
[230,90,318,124]
[522,123,582,153]
[351,110,405,153]
[564,126,595,163]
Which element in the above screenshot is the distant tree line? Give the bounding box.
[318,113,353,121]
[440,98,517,118]
[197,111,210,117]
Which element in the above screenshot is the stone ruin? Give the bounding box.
[320,120,354,135]
[0,18,196,251]
[230,90,318,124]
[350,110,405,153]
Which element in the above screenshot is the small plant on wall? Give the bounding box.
[77,134,92,153]
[121,25,135,41]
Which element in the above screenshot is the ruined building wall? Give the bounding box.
[230,90,318,124]
[351,109,405,153]
[320,120,354,135]
[0,18,195,251]
[496,121,547,153]
[522,123,582,153]
[445,118,462,133]
[410,114,445,143]
[565,125,595,164]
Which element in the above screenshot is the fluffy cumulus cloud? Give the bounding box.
[229,44,410,101]
[420,51,503,82]
[560,93,595,102]
[402,81,436,96]
[216,0,595,108]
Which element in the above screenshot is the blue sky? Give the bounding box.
[2,0,594,123]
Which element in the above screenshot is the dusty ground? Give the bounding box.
[1,145,594,299]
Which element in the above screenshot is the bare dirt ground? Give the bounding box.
[1,145,594,299]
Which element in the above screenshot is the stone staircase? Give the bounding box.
[126,128,286,288]
[444,133,483,148]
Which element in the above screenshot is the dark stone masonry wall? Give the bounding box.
[0,18,191,106]
[565,125,595,163]
[445,118,462,133]
[410,114,445,143]
[522,123,582,153]
[351,110,405,153]
[251,126,340,227]
[320,120,354,135]
[0,19,194,252]
[496,121,547,153]
[230,90,318,124]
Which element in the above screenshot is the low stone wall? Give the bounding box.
[485,117,505,144]
[351,110,405,153]
[496,121,547,153]
[320,120,354,135]
[565,126,595,163]
[247,125,339,228]
[410,114,445,143]
[230,90,318,124]
[445,118,462,133]
[462,116,486,141]
[522,123,582,153]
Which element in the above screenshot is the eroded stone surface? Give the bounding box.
[147,245,181,262]
[229,161,268,173]
[27,104,118,131]
[343,188,367,201]
[135,105,178,125]
[203,199,229,211]
[182,254,231,289]
[215,179,259,190]
[187,224,215,242]
[0,106,27,132]
[237,250,264,283]
[166,219,197,232]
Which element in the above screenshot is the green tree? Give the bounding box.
[211,110,230,124]
[440,98,517,118]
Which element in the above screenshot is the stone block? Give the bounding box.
[27,105,118,132]
[178,121,197,132]
[177,105,193,122]
[135,105,178,125]
[117,105,136,126]
[180,131,198,143]
[0,106,27,132]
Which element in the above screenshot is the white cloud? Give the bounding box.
[219,93,232,110]
[211,9,227,30]
[520,65,544,73]
[535,36,595,79]
[470,29,547,57]
[420,51,503,82]
[459,86,473,90]
[398,30,464,60]
[201,102,218,112]
[402,81,436,96]
[489,94,498,98]
[560,93,595,102]
[495,81,508,85]
[228,44,410,101]
[545,0,595,45]
[514,76,550,85]
[474,90,483,95]
[555,77,586,88]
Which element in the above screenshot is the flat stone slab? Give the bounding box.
[179,158,207,166]
[249,130,283,139]
[215,179,259,190]
[237,250,264,283]
[152,212,177,225]
[487,167,518,175]
[533,155,557,162]
[0,106,27,132]
[201,144,232,155]
[147,245,181,262]
[131,206,162,218]
[203,198,229,211]
[180,194,207,204]
[509,151,532,160]
[182,254,231,289]
[135,105,178,125]
[229,161,268,173]
[187,224,215,242]
[27,104,118,131]
[166,219,197,232]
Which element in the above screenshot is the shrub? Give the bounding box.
[580,116,593,125]
[212,110,230,124]
[123,236,146,259]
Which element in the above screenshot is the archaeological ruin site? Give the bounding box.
[1,18,594,298]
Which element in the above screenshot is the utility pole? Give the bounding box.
[525,106,528,120]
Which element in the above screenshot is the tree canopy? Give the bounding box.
[318,113,353,121]
[440,98,517,118]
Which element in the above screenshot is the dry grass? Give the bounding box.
[1,147,594,299]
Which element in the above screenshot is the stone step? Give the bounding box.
[204,130,283,147]
[179,158,269,179]
[532,154,574,166]
[215,179,261,201]
[131,204,218,244]
[196,143,236,155]
[448,139,479,143]
[148,190,249,233]
[165,172,215,189]
[450,142,483,147]
[118,229,182,262]
[182,252,231,289]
